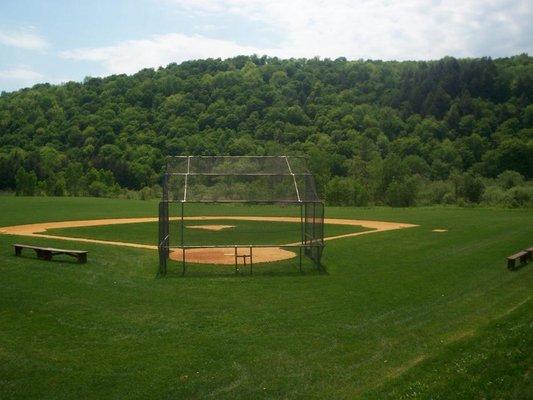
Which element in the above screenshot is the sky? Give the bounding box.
[0,0,532,92]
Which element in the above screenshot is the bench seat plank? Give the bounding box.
[507,251,528,260]
[14,244,87,253]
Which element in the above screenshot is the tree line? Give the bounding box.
[0,54,532,206]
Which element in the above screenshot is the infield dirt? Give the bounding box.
[1,216,417,264]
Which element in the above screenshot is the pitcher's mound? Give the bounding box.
[169,247,296,265]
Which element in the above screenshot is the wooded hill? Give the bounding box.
[0,54,531,206]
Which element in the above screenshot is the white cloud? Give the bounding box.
[0,29,48,50]
[0,66,44,87]
[60,32,263,74]
[164,0,533,60]
[58,0,532,77]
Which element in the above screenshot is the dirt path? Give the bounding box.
[0,216,418,254]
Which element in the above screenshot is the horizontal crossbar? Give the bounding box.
[159,200,322,204]
[167,155,308,159]
[166,172,312,176]
[170,244,324,249]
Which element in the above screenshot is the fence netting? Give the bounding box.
[304,201,324,265]
[164,156,319,203]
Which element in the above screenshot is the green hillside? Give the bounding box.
[1,55,532,206]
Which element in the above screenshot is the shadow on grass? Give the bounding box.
[157,261,328,279]
[508,262,530,272]
[12,254,83,265]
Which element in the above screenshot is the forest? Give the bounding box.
[0,54,531,206]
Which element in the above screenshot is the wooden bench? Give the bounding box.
[14,244,88,263]
[506,251,528,270]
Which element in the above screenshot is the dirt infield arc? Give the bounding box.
[0,216,417,264]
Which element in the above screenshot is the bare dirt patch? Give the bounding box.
[169,246,296,265]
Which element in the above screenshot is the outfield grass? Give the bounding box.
[0,196,531,399]
[46,219,369,246]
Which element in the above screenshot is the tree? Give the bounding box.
[45,172,66,196]
[386,177,418,207]
[494,140,533,179]
[454,172,485,203]
[15,167,38,196]
[326,177,368,206]
[376,154,405,199]
[497,170,524,189]
[65,162,85,196]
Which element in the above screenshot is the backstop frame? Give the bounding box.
[158,156,324,275]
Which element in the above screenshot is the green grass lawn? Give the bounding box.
[46,219,369,246]
[0,196,531,399]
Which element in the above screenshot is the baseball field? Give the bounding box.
[0,196,531,399]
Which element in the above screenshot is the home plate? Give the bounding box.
[186,225,235,231]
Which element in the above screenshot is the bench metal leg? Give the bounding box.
[35,249,52,261]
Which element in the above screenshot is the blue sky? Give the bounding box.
[1,0,532,92]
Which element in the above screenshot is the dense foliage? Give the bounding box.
[0,54,532,206]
